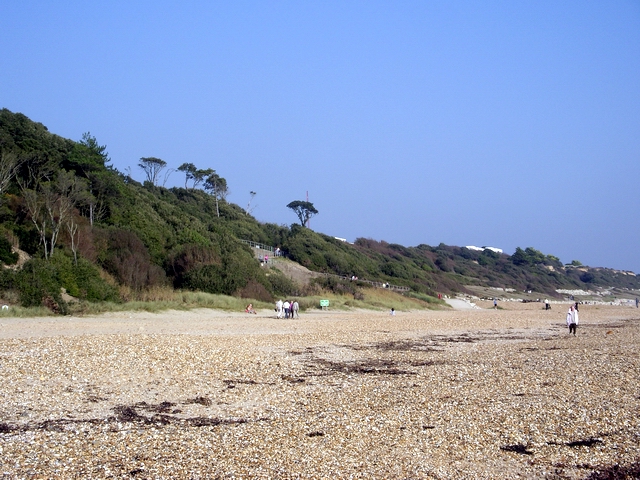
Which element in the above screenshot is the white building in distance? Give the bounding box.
[465,246,503,254]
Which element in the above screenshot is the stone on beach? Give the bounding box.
[0,304,638,478]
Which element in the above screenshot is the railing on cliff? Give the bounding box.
[316,272,410,292]
[240,239,410,292]
[240,239,275,253]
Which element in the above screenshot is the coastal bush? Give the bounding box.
[0,236,18,265]
[181,264,225,294]
[14,258,66,313]
[311,276,361,297]
[13,224,40,256]
[265,269,299,297]
[48,251,119,302]
[0,268,15,291]
[235,279,272,302]
[580,272,595,283]
[73,259,120,302]
[97,228,167,290]
[405,291,446,305]
[167,244,221,288]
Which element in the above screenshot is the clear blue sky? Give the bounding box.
[2,1,639,272]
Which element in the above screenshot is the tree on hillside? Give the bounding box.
[246,191,257,215]
[68,133,111,226]
[193,168,213,190]
[178,163,214,190]
[178,163,197,189]
[139,157,167,186]
[20,170,89,259]
[204,171,228,217]
[0,148,21,205]
[287,200,318,227]
[69,132,110,176]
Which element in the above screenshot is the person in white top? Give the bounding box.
[283,300,291,319]
[292,300,299,318]
[566,305,579,335]
[275,299,283,319]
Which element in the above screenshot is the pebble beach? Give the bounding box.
[1,303,639,479]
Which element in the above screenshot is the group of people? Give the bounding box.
[275,299,299,319]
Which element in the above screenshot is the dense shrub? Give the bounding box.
[236,279,272,302]
[580,272,595,283]
[14,258,66,312]
[98,228,167,290]
[167,244,221,288]
[264,269,299,297]
[312,276,361,297]
[434,256,453,272]
[0,236,18,265]
[181,264,226,294]
[13,225,40,256]
[53,253,118,302]
[0,268,15,291]
[405,291,443,304]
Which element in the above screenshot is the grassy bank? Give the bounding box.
[0,287,446,318]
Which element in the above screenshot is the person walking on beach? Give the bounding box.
[275,299,283,319]
[292,300,299,318]
[566,305,579,335]
[636,297,639,308]
[283,300,291,319]
[493,298,497,309]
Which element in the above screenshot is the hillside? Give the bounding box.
[0,108,638,311]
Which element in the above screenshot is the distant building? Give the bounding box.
[465,245,503,254]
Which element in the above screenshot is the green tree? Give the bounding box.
[511,247,546,266]
[204,171,228,217]
[67,132,110,177]
[193,168,213,190]
[287,200,318,226]
[20,171,88,259]
[177,163,197,189]
[138,157,167,186]
[580,271,595,283]
[0,148,21,205]
[524,247,545,264]
[68,132,111,225]
[0,236,18,265]
[511,247,529,266]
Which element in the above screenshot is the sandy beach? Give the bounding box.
[1,302,639,479]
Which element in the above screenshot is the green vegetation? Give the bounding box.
[0,108,638,315]
[286,200,318,226]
